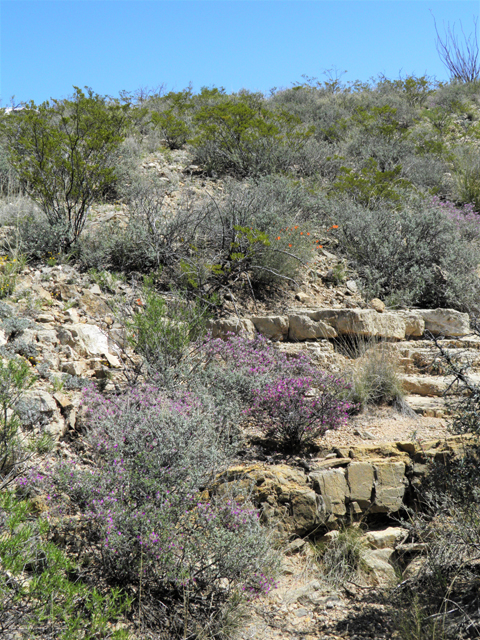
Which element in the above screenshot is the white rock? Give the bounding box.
[364,527,408,549]
[69,323,111,357]
[416,309,471,337]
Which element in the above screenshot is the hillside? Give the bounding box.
[0,77,479,639]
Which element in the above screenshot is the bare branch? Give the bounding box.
[432,13,480,83]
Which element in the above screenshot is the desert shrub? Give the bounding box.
[330,195,480,311]
[313,527,368,586]
[375,75,436,108]
[150,88,194,150]
[44,382,278,638]
[330,158,413,208]
[453,145,480,211]
[0,252,26,299]
[344,341,406,410]
[177,176,320,291]
[126,277,212,381]
[0,358,36,487]
[191,93,314,178]
[0,139,20,197]
[79,176,320,295]
[2,87,129,249]
[248,374,352,451]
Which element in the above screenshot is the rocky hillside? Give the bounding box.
[1,78,480,639]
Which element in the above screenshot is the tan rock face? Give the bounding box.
[373,462,407,513]
[397,311,425,337]
[79,291,111,318]
[401,374,451,397]
[311,468,348,517]
[208,317,256,340]
[251,315,289,341]
[347,462,374,508]
[309,309,406,340]
[288,315,337,341]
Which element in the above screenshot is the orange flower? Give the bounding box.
[288,244,292,247]
[307,232,310,236]
[277,236,281,240]
[300,232,303,235]
[294,226,298,229]
[317,245,323,249]
[331,224,339,229]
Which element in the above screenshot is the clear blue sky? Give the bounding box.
[1,0,479,105]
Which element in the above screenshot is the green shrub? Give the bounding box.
[0,492,132,639]
[126,277,212,381]
[344,341,406,410]
[330,158,413,207]
[3,87,129,249]
[191,93,313,177]
[453,145,480,211]
[0,358,35,486]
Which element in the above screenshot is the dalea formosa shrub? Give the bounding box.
[198,333,353,451]
[249,376,352,451]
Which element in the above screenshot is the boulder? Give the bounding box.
[288,314,337,341]
[251,316,289,341]
[16,390,65,439]
[79,291,111,317]
[69,324,111,358]
[364,527,408,549]
[369,298,385,313]
[361,548,396,584]
[416,309,470,337]
[36,329,58,345]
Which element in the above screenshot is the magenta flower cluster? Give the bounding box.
[249,375,353,449]
[430,196,480,240]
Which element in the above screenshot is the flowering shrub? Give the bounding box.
[249,376,352,451]
[42,382,277,635]
[198,333,352,451]
[429,195,480,240]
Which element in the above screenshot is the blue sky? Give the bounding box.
[1,0,479,105]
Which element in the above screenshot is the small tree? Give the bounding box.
[4,87,129,249]
[433,14,480,83]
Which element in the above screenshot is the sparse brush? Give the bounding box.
[340,338,407,411]
[313,527,368,586]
